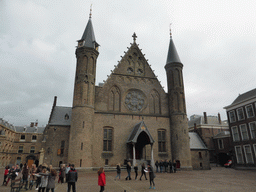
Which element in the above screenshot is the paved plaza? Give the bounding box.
[1,166,256,192]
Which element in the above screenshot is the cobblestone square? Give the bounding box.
[1,167,256,192]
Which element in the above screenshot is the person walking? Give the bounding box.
[155,161,159,173]
[29,164,37,189]
[159,160,163,173]
[164,160,168,173]
[2,166,9,186]
[125,162,132,180]
[173,160,177,173]
[65,164,70,183]
[169,159,173,173]
[114,163,121,180]
[67,164,78,192]
[35,165,42,190]
[147,164,155,189]
[134,163,138,180]
[22,163,29,190]
[98,167,106,192]
[139,163,147,180]
[58,164,65,184]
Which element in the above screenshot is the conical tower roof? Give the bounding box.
[79,15,99,49]
[166,35,181,64]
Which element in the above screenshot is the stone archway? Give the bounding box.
[127,121,155,167]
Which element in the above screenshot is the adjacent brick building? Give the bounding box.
[0,119,44,167]
[188,113,229,164]
[224,88,256,168]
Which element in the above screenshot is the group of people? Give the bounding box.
[2,163,78,192]
[155,159,177,173]
[113,162,156,189]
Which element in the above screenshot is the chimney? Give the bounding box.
[30,122,34,127]
[35,120,38,127]
[218,113,221,124]
[203,112,208,124]
[53,96,57,107]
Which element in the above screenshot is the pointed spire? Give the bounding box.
[166,25,181,64]
[78,6,99,49]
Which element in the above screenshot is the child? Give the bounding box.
[98,167,106,192]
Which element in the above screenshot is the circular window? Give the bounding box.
[125,90,146,112]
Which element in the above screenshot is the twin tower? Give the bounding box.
[67,13,192,169]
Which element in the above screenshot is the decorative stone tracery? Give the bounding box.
[124,90,146,112]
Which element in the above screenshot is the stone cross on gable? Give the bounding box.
[132,32,137,43]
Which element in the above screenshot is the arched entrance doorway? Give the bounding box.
[127,121,154,166]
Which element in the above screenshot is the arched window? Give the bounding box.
[109,86,120,112]
[103,127,113,151]
[149,90,161,114]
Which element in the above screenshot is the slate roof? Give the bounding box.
[231,88,256,105]
[166,36,181,65]
[189,132,207,150]
[188,115,227,127]
[49,106,72,126]
[15,126,45,134]
[127,121,154,144]
[80,17,99,48]
[0,118,15,131]
[213,131,230,139]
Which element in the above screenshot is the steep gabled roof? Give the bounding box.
[48,106,72,126]
[127,121,154,144]
[189,132,207,150]
[231,88,256,105]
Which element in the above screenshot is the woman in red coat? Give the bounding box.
[98,167,106,192]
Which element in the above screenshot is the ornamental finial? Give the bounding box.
[132,32,137,44]
[169,23,172,37]
[89,4,92,18]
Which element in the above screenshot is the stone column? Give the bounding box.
[133,143,136,167]
[39,148,45,165]
[150,144,154,168]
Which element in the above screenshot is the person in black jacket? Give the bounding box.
[125,162,131,180]
[139,163,147,180]
[147,164,155,189]
[169,160,173,173]
[67,164,78,192]
[114,163,121,180]
[163,160,168,173]
[172,160,177,173]
[134,164,138,180]
[155,161,159,172]
[159,160,163,173]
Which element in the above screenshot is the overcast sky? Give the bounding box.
[1,0,256,127]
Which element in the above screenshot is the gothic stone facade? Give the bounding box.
[43,16,192,170]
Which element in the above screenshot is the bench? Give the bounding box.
[10,178,23,192]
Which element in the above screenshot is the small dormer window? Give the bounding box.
[78,41,84,47]
[64,114,69,120]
